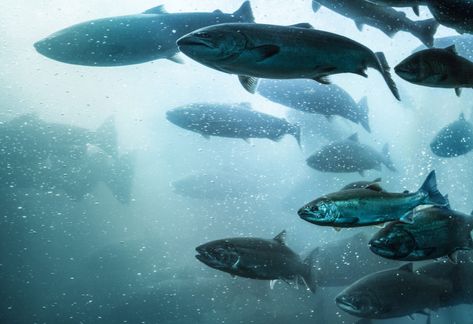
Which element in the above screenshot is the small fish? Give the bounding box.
[195,231,317,292]
[430,113,473,158]
[298,170,448,228]
[395,45,473,97]
[166,103,300,145]
[177,22,400,100]
[306,133,395,175]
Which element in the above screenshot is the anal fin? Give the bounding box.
[238,75,259,94]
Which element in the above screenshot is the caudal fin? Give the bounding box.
[418,170,447,206]
[357,97,371,133]
[412,19,439,48]
[374,52,400,101]
[95,116,118,157]
[234,1,254,23]
[302,248,319,294]
[381,144,396,172]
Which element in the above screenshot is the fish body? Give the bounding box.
[336,263,452,320]
[312,0,438,47]
[34,2,254,66]
[427,0,473,34]
[395,45,473,96]
[430,113,473,157]
[177,22,400,100]
[306,133,395,174]
[370,206,473,261]
[298,170,447,228]
[257,79,371,132]
[166,103,300,145]
[195,231,316,292]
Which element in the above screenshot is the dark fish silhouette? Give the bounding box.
[195,231,317,292]
[311,0,438,47]
[34,2,254,66]
[431,113,473,158]
[336,263,451,322]
[427,0,473,35]
[166,103,301,145]
[257,79,371,132]
[395,45,473,97]
[370,203,473,262]
[306,133,395,175]
[177,23,400,100]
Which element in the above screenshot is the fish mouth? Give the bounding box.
[336,296,361,314]
[177,36,215,49]
[368,239,399,258]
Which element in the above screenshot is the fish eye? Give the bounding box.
[196,32,211,39]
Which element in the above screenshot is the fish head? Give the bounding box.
[369,225,416,259]
[165,107,198,129]
[34,22,124,65]
[305,152,325,170]
[195,240,241,271]
[177,25,247,64]
[394,52,429,83]
[298,198,339,225]
[336,288,386,318]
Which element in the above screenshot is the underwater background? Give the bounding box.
[1,1,473,323]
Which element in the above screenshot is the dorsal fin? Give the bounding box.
[364,183,383,192]
[213,9,223,14]
[347,133,359,142]
[399,263,413,273]
[143,5,168,15]
[273,230,287,245]
[445,45,457,55]
[373,178,382,183]
[459,113,466,121]
[289,23,314,29]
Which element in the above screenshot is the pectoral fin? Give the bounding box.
[413,6,420,16]
[313,76,331,84]
[167,54,184,64]
[270,279,277,289]
[400,212,414,224]
[455,88,462,97]
[355,21,364,31]
[448,251,458,264]
[249,45,280,62]
[238,76,259,94]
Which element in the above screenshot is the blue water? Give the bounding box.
[1,1,472,323]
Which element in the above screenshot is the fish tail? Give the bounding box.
[357,96,370,133]
[411,18,439,48]
[374,52,400,101]
[302,249,318,294]
[234,1,254,23]
[95,116,118,157]
[381,143,396,172]
[418,170,447,206]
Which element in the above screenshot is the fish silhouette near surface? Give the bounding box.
[311,0,438,47]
